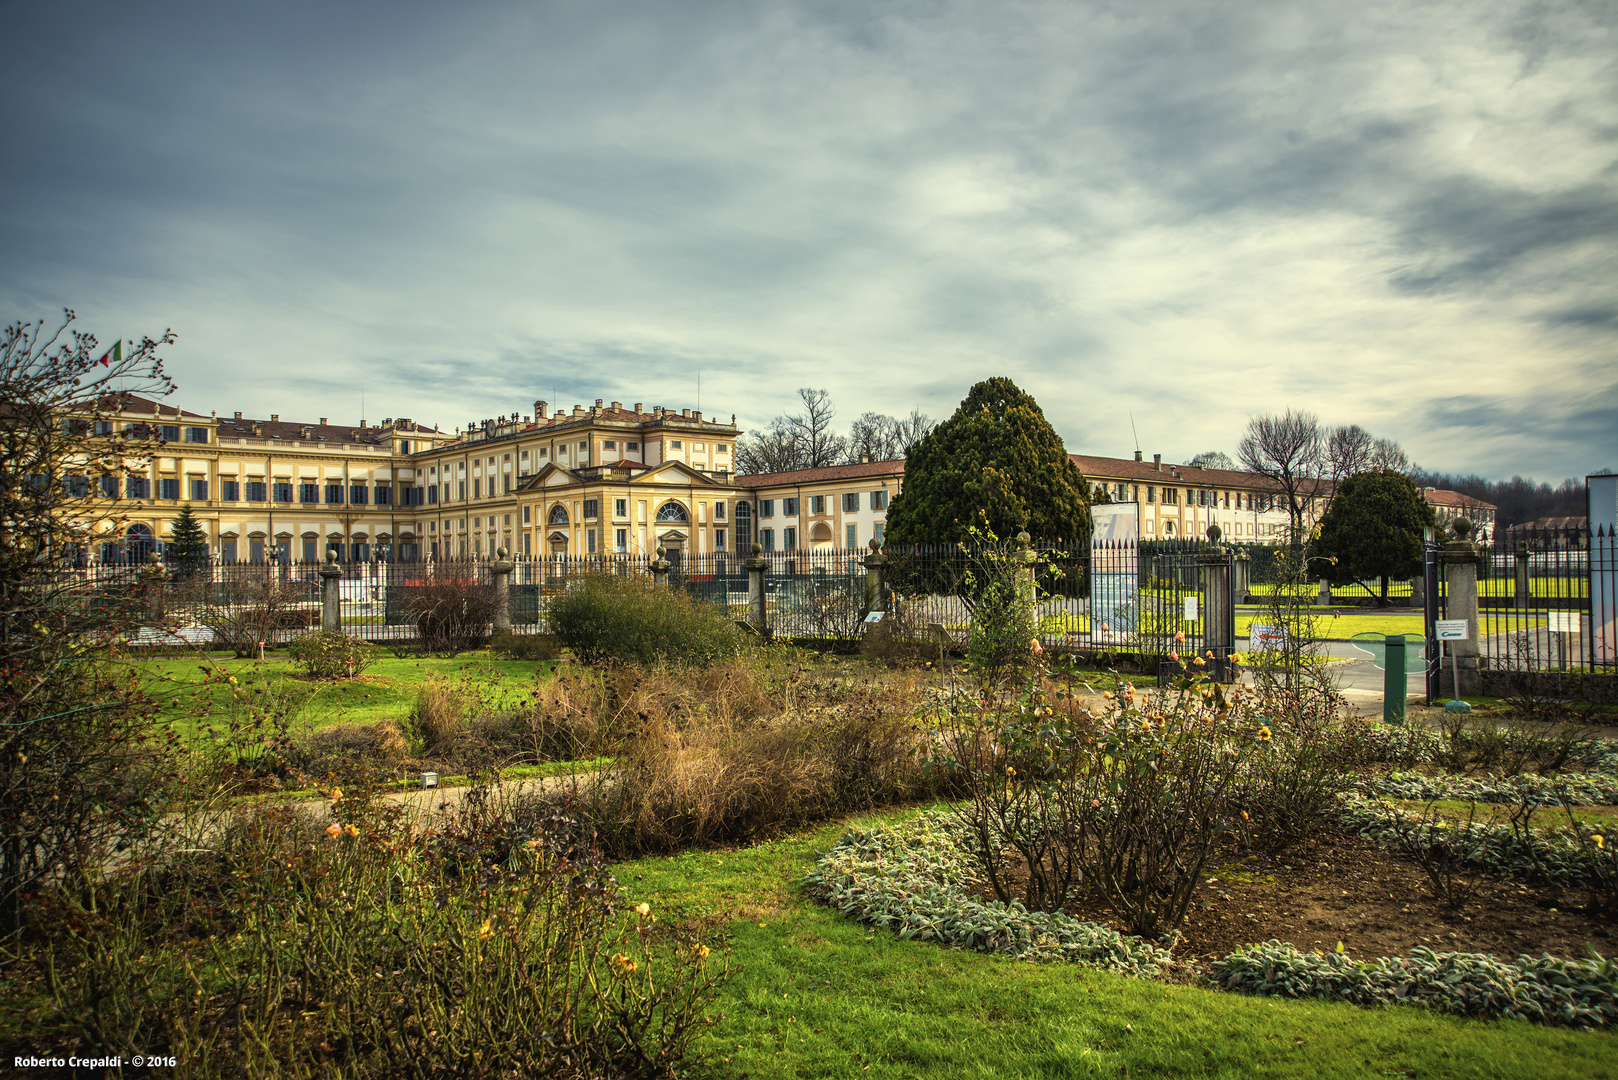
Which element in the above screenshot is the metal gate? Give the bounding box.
[1146,547,1237,682]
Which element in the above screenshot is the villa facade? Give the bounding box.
[73,395,1338,564]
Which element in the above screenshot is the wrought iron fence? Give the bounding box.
[1475,527,1615,675]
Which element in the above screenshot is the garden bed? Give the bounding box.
[973,827,1613,965]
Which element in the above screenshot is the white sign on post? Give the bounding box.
[1435,619,1469,641]
[1250,624,1288,651]
[1548,610,1581,634]
[1183,595,1199,621]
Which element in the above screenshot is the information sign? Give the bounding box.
[1183,595,1199,621]
[1435,619,1468,641]
[1250,624,1287,651]
[1548,610,1581,634]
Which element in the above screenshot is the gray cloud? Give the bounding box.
[1,0,1614,480]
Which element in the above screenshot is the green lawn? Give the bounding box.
[132,652,559,743]
[620,810,1615,1080]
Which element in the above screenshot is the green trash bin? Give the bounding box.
[1349,632,1426,726]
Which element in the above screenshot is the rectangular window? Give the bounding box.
[299,483,318,503]
[614,498,627,517]
[874,522,885,543]
[761,528,775,552]
[245,480,265,502]
[100,476,119,498]
[583,499,599,518]
[522,504,530,524]
[273,481,293,502]
[715,528,726,551]
[586,528,597,554]
[299,539,316,563]
[185,426,208,443]
[669,440,682,449]
[96,420,113,436]
[375,485,392,505]
[326,483,344,504]
[458,480,466,500]
[427,485,439,504]
[398,439,411,453]
[843,493,859,512]
[871,490,888,510]
[159,424,180,442]
[783,497,799,515]
[716,444,728,454]
[1147,487,1156,503]
[473,478,481,499]
[190,479,208,501]
[578,441,588,451]
[349,484,369,505]
[846,523,857,548]
[810,495,825,514]
[159,478,180,500]
[221,479,240,501]
[503,476,511,494]
[760,499,774,517]
[603,440,616,450]
[627,441,639,451]
[714,502,725,520]
[784,527,797,551]
[615,528,628,553]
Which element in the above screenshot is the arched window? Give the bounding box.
[655,501,689,523]
[548,504,569,526]
[126,523,155,564]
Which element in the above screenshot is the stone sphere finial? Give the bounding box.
[1206,524,1222,544]
[1015,530,1032,545]
[1451,518,1473,540]
[325,548,338,564]
[868,537,882,552]
[497,546,509,559]
[751,542,763,555]
[656,546,666,558]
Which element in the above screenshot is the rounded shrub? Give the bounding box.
[547,574,744,667]
[286,629,378,679]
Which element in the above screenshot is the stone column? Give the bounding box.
[1199,527,1235,678]
[1316,577,1332,606]
[1015,530,1039,637]
[1231,552,1251,602]
[745,543,769,635]
[1441,519,1482,696]
[319,549,343,632]
[491,546,513,632]
[1409,573,1426,610]
[650,546,672,588]
[859,537,891,654]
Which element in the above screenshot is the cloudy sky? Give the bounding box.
[3,0,1614,480]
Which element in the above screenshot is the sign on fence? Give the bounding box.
[1435,619,1469,641]
[1548,610,1582,634]
[1250,624,1287,651]
[1183,595,1199,621]
[1090,503,1140,633]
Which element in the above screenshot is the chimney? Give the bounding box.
[595,398,604,409]
[572,405,584,416]
[680,408,690,418]
[610,401,621,410]
[319,417,328,426]
[535,400,546,420]
[693,411,702,422]
[633,402,643,413]
[1153,454,1161,471]
[270,414,279,423]
[523,415,531,423]
[234,411,243,420]
[861,455,870,464]
[1134,450,1142,462]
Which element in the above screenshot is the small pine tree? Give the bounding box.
[1313,469,1434,606]
[167,504,209,569]
[885,378,1091,546]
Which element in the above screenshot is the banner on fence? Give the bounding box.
[1091,503,1139,633]
[1591,474,1616,665]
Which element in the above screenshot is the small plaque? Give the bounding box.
[1183,596,1199,621]
[1435,619,1468,641]
[1548,610,1581,634]
[1250,624,1287,650]
[864,610,885,624]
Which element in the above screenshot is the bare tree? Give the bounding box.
[1237,409,1326,544]
[845,412,901,463]
[1327,424,1376,483]
[892,408,936,455]
[1189,450,1236,471]
[782,387,846,468]
[734,425,801,475]
[1370,437,1408,473]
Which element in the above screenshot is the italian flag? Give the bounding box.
[96,340,121,367]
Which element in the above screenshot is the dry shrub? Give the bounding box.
[302,721,409,774]
[573,669,938,855]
